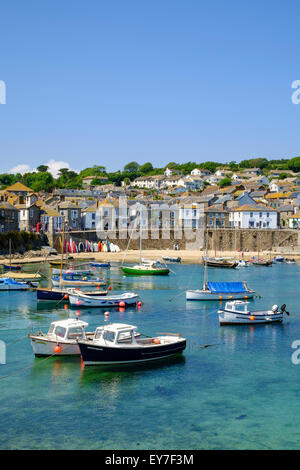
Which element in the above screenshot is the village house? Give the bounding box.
[204,204,231,228]
[0,202,19,232]
[40,206,64,232]
[58,201,82,230]
[190,168,212,177]
[229,204,279,229]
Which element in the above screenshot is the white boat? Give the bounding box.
[68,291,140,308]
[236,260,250,267]
[218,301,289,325]
[28,318,94,356]
[0,277,30,291]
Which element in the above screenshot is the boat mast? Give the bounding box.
[60,218,65,285]
[9,238,11,269]
[139,205,142,265]
[203,227,208,289]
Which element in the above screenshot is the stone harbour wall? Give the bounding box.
[51,228,299,253]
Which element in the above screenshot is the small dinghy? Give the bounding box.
[162,256,181,263]
[285,258,296,264]
[90,262,110,268]
[3,264,22,271]
[203,257,238,268]
[36,287,108,302]
[273,256,284,263]
[251,259,272,266]
[29,318,94,356]
[52,268,93,275]
[236,260,250,267]
[218,301,289,325]
[68,290,139,308]
[78,323,186,366]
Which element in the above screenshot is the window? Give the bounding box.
[54,326,66,338]
[103,331,115,342]
[117,331,133,343]
[67,327,84,339]
[259,212,262,218]
[250,212,253,217]
[267,213,269,217]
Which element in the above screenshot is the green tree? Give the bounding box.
[124,162,140,173]
[139,162,153,174]
[218,177,232,188]
[37,165,49,172]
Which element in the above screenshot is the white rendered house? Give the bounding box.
[229,205,278,229]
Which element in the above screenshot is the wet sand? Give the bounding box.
[0,248,299,265]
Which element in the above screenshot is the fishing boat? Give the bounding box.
[90,262,110,268]
[162,256,181,263]
[0,277,31,291]
[51,273,106,287]
[121,205,169,276]
[28,318,94,356]
[251,259,273,266]
[203,257,238,268]
[186,281,255,301]
[218,301,289,325]
[78,323,186,366]
[68,290,139,308]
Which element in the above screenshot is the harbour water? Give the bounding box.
[0,261,300,449]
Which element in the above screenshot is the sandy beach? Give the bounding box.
[0,248,299,265]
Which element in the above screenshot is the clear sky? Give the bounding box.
[0,0,300,175]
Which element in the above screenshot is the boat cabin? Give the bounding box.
[224,301,250,314]
[93,323,138,345]
[47,319,89,340]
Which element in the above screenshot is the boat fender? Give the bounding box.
[54,345,62,353]
[153,338,160,344]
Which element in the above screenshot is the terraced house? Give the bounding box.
[0,202,19,232]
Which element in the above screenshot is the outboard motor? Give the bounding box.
[280,304,290,316]
[272,304,279,313]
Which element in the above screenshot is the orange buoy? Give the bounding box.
[229,296,233,299]
[137,301,142,308]
[108,286,112,290]
[219,296,223,299]
[64,294,69,299]
[54,345,62,353]
[97,285,101,290]
[104,311,110,317]
[153,338,160,344]
[119,301,125,307]
[250,315,255,321]
[245,295,248,299]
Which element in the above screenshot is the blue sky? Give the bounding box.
[0,0,300,174]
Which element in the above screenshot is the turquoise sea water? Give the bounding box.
[0,260,300,450]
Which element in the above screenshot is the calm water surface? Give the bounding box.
[0,261,300,450]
